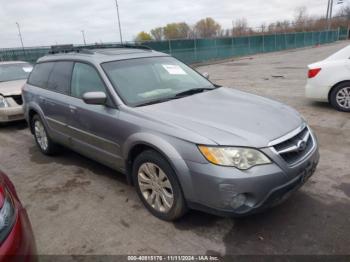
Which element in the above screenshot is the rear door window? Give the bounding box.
[71,62,106,99]
[47,61,74,94]
[27,62,54,88]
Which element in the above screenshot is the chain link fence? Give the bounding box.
[0,29,341,65]
[338,26,349,40]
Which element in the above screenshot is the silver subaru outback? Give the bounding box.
[22,46,319,221]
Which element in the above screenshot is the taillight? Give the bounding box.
[308,68,321,78]
[0,187,4,208]
[0,188,16,244]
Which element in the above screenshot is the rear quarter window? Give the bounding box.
[27,62,54,88]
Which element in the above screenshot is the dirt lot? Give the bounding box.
[0,41,349,255]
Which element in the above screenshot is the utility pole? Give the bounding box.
[327,0,345,30]
[115,0,123,44]
[81,30,86,45]
[326,0,331,25]
[15,22,24,51]
[329,0,334,30]
[326,0,334,30]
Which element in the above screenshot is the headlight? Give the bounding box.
[0,95,9,108]
[198,146,271,170]
[0,190,16,244]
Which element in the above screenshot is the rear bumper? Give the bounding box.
[0,207,37,261]
[305,83,330,102]
[0,106,24,123]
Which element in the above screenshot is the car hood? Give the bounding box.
[0,79,26,96]
[136,87,303,147]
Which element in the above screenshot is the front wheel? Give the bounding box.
[330,83,350,112]
[132,150,187,221]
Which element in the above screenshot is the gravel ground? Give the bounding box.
[0,41,349,255]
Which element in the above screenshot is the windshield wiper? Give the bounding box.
[174,87,217,98]
[135,87,218,107]
[135,96,178,107]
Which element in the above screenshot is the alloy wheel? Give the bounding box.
[34,120,48,151]
[336,87,350,109]
[137,163,174,213]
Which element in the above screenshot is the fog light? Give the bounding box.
[230,194,247,209]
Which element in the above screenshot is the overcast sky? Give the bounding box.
[0,0,345,48]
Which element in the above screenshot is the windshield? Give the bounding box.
[0,63,33,82]
[101,57,214,106]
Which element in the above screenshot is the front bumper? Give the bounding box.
[0,106,24,123]
[185,140,320,217]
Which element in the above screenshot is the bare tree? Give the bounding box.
[143,6,350,43]
[260,23,267,33]
[294,6,309,31]
[272,20,292,33]
[232,18,249,36]
[268,23,276,32]
[339,5,350,20]
[224,29,231,37]
[150,27,163,41]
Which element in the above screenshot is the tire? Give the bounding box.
[31,114,59,155]
[330,83,350,112]
[132,150,187,221]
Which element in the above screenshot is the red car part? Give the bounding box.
[0,170,37,262]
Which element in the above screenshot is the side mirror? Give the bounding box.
[82,92,107,105]
[202,72,210,79]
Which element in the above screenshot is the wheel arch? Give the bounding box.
[28,108,38,134]
[26,104,47,134]
[328,80,350,103]
[123,133,186,186]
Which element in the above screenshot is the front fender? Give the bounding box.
[123,132,197,202]
[123,132,184,161]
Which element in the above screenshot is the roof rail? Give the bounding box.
[49,43,152,55]
[49,44,95,54]
[113,44,152,50]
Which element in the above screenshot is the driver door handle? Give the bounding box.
[69,105,77,112]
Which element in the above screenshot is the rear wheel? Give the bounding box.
[32,115,59,155]
[132,150,187,221]
[330,83,350,112]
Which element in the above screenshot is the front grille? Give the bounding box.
[11,95,23,105]
[273,127,313,165]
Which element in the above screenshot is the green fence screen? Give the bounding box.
[339,27,349,40]
[0,29,340,65]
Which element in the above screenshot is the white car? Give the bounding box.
[305,45,350,112]
[0,61,33,123]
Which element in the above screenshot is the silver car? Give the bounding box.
[22,47,319,221]
[0,61,32,123]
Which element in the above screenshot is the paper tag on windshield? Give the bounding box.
[22,67,33,73]
[162,64,187,75]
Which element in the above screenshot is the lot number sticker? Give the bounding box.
[23,67,33,73]
[162,64,187,75]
